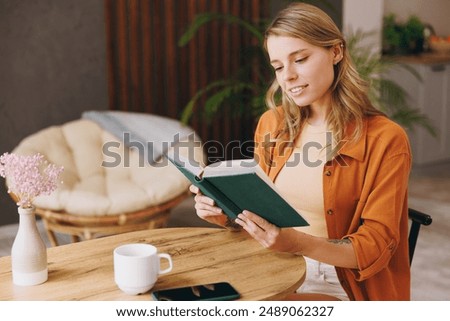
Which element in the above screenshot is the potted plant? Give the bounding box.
[179,10,435,138]
[382,14,425,55]
[348,30,435,136]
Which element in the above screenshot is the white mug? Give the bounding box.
[113,243,173,295]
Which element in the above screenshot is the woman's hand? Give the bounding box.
[236,210,358,268]
[189,185,229,227]
[235,210,305,254]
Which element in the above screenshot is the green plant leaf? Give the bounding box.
[180,80,230,124]
[178,12,264,47]
[346,30,435,136]
[180,80,255,124]
[204,82,255,119]
[178,12,436,138]
[204,86,236,117]
[390,108,437,137]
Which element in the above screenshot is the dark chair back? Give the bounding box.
[408,208,433,265]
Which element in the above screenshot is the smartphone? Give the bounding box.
[152,282,240,301]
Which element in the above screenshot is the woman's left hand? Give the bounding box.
[235,210,303,254]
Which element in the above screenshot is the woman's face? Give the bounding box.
[266,35,341,109]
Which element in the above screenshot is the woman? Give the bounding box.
[190,3,411,300]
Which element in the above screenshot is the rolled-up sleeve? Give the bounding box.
[346,151,411,281]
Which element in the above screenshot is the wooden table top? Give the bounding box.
[0,227,305,301]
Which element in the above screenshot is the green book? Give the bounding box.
[166,153,309,228]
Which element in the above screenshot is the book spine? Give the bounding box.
[195,179,241,220]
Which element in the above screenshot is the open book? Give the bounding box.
[166,153,308,228]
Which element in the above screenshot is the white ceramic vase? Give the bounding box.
[11,206,48,286]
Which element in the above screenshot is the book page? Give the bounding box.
[166,150,204,178]
[203,159,258,177]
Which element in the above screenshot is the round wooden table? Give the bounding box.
[0,227,306,301]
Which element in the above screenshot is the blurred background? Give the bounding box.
[0,0,449,301]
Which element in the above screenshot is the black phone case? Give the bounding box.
[152,282,240,301]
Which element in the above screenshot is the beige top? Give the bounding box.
[274,122,329,237]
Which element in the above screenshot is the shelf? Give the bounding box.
[384,53,450,65]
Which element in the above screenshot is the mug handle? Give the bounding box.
[158,253,173,275]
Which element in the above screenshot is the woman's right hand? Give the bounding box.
[189,185,228,227]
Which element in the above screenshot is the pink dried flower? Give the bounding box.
[0,152,64,208]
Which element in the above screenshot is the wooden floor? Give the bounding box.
[1,161,449,300]
[406,161,450,300]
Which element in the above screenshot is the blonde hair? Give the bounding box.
[264,3,383,145]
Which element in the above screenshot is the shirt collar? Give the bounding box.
[337,118,368,162]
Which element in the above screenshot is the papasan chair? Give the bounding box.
[12,111,205,246]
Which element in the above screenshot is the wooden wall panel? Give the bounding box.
[104,0,269,160]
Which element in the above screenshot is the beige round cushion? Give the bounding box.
[13,119,204,216]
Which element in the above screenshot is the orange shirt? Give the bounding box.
[254,108,411,300]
